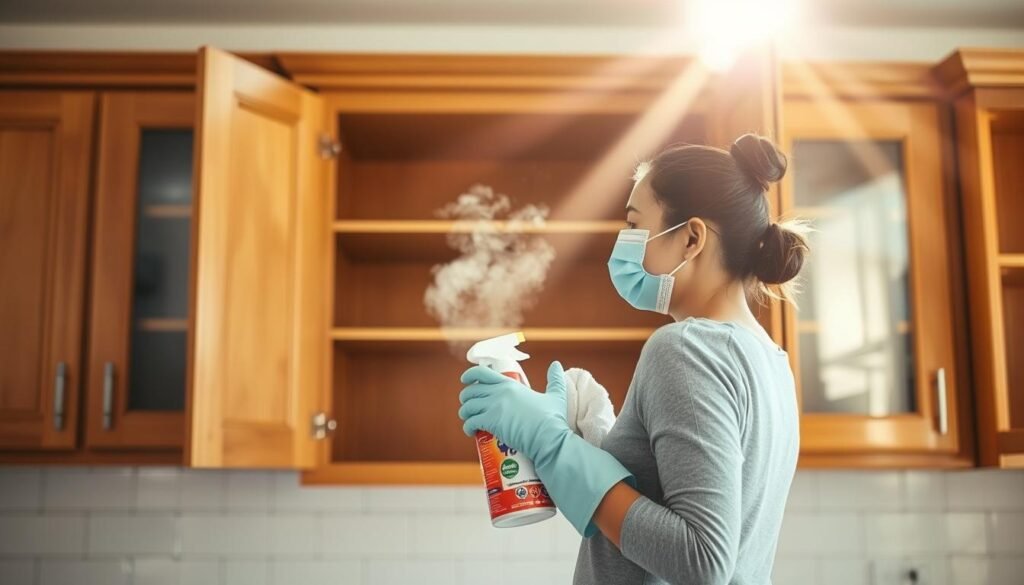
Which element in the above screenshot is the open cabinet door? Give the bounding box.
[187,46,329,468]
[706,44,784,344]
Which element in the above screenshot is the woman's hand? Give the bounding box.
[458,361,571,465]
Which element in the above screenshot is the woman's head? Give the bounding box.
[623,133,808,312]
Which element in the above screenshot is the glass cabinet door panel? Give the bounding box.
[127,129,193,412]
[792,139,915,416]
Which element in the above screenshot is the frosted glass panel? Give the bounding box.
[793,140,915,416]
[127,129,192,412]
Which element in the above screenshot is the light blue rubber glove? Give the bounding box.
[458,361,635,537]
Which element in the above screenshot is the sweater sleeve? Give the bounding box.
[619,323,746,585]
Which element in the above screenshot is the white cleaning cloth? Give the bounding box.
[564,368,617,447]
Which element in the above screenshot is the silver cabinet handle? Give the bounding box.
[935,368,948,436]
[102,362,115,430]
[53,362,67,431]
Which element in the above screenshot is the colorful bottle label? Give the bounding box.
[474,371,555,525]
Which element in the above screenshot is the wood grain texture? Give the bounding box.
[953,87,1024,467]
[781,98,968,462]
[86,92,194,449]
[0,50,281,88]
[0,92,93,450]
[188,46,328,468]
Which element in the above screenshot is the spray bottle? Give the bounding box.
[466,332,556,527]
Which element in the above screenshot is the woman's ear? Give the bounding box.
[682,217,709,259]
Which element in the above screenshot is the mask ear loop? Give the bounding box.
[668,258,688,276]
[646,220,688,242]
[648,220,690,277]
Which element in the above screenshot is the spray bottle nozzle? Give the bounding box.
[466,331,529,366]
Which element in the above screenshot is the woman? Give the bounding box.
[458,133,805,585]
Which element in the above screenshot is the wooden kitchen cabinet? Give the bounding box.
[186,47,331,468]
[86,92,194,449]
[0,91,94,450]
[284,49,779,484]
[937,48,1024,468]
[779,93,972,467]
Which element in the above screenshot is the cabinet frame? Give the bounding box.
[780,98,969,465]
[85,91,195,449]
[0,91,94,450]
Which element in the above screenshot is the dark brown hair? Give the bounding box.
[640,133,808,302]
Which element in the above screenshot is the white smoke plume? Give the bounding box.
[424,185,556,334]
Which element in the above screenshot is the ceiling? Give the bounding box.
[1,0,1023,29]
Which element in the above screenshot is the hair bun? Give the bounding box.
[754,222,807,285]
[730,133,787,191]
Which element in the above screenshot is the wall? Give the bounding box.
[0,22,1022,61]
[0,467,1022,585]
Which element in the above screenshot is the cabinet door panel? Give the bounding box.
[189,46,329,468]
[782,100,961,455]
[0,92,93,449]
[87,92,194,449]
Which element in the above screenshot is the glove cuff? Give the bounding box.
[535,432,635,538]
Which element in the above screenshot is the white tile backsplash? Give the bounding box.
[365,559,459,585]
[39,559,132,585]
[180,515,272,557]
[864,513,947,557]
[270,473,362,512]
[0,467,1020,585]
[0,559,35,585]
[88,514,178,556]
[225,560,269,585]
[270,560,361,585]
[225,471,273,512]
[136,468,180,510]
[988,511,1024,554]
[905,470,947,511]
[777,512,864,555]
[0,468,42,511]
[322,513,409,557]
[818,470,904,511]
[0,514,87,555]
[43,468,136,510]
[944,513,989,554]
[946,469,1024,511]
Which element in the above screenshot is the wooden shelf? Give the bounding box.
[142,204,191,219]
[334,219,624,262]
[332,219,622,235]
[331,326,653,350]
[1000,254,1024,269]
[136,318,188,332]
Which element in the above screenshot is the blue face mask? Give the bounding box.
[607,221,689,314]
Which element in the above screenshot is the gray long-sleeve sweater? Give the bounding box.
[573,318,800,585]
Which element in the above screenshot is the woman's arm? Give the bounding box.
[593,480,641,548]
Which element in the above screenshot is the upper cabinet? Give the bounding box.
[0,92,94,450]
[0,49,332,467]
[780,66,973,467]
[937,48,1024,468]
[187,47,330,468]
[87,92,194,449]
[281,50,778,484]
[1,49,1020,474]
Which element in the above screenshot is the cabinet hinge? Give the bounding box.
[318,134,342,159]
[311,411,337,440]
